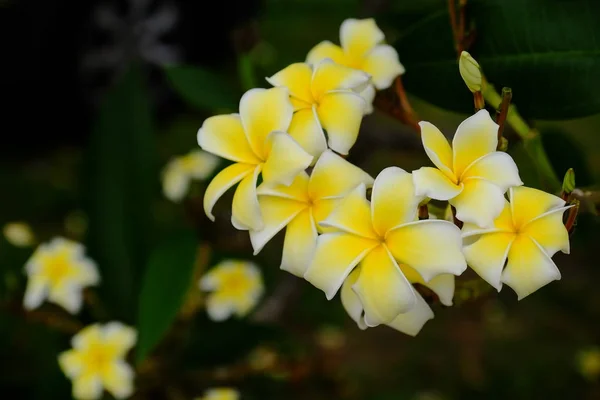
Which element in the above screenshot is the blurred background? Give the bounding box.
[1,0,600,399]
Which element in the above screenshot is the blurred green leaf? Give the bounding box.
[136,230,198,363]
[84,64,157,323]
[394,0,600,119]
[165,65,240,111]
[541,128,593,188]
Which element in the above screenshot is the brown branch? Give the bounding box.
[0,301,82,334]
[496,87,512,149]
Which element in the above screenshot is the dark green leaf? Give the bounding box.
[136,230,198,363]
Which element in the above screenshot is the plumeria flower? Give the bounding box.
[413,110,523,227]
[266,59,369,157]
[306,18,405,114]
[250,150,374,276]
[199,260,264,321]
[198,87,313,231]
[3,221,35,247]
[462,186,572,299]
[304,167,466,327]
[196,388,240,400]
[23,237,99,314]
[162,150,220,202]
[58,322,137,400]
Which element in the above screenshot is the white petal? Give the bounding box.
[359,84,376,115]
[102,360,135,399]
[231,165,263,231]
[452,110,499,177]
[48,282,84,314]
[463,232,515,291]
[340,18,384,57]
[23,277,48,311]
[206,296,233,321]
[386,291,434,336]
[280,209,318,276]
[412,167,463,201]
[203,163,255,222]
[450,178,505,227]
[461,151,523,192]
[72,374,104,400]
[362,45,405,89]
[262,131,313,186]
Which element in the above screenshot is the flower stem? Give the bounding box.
[237,54,257,91]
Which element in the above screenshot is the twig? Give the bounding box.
[496,87,512,149]
[0,301,82,334]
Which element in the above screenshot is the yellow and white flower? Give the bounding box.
[23,237,99,314]
[162,150,220,202]
[267,59,369,157]
[462,186,572,299]
[250,150,373,276]
[3,221,35,247]
[197,388,240,400]
[307,18,405,114]
[58,322,136,400]
[304,167,466,328]
[198,87,313,231]
[199,260,264,321]
[413,110,523,227]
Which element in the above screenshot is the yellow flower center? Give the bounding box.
[41,251,73,286]
[82,343,111,375]
[222,273,252,296]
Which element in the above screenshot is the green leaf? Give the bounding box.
[84,64,157,323]
[164,65,240,111]
[136,230,198,363]
[393,0,600,119]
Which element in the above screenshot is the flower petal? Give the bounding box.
[412,167,463,201]
[386,220,466,282]
[197,114,260,164]
[102,360,135,399]
[371,167,421,236]
[340,18,384,58]
[256,170,310,202]
[203,163,256,222]
[184,151,221,180]
[463,232,515,291]
[341,267,368,330]
[308,150,374,200]
[418,121,454,175]
[311,198,340,233]
[400,264,455,306]
[522,206,571,256]
[231,165,263,231]
[452,110,499,177]
[501,235,561,300]
[306,40,346,66]
[304,232,379,300]
[320,184,378,239]
[450,178,505,227]
[288,106,328,160]
[72,323,103,350]
[240,87,294,159]
[311,59,371,100]
[266,63,314,103]
[48,281,83,314]
[58,349,83,378]
[23,276,47,311]
[262,131,313,186]
[353,245,416,326]
[103,322,137,358]
[386,291,434,336]
[461,151,523,191]
[73,374,103,400]
[206,294,233,321]
[73,259,100,287]
[317,91,366,155]
[362,45,405,89]
[510,186,566,228]
[359,84,376,115]
[281,209,318,276]
[162,162,190,202]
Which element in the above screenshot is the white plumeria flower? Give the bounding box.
[307,18,405,114]
[199,260,264,321]
[3,222,35,247]
[23,237,99,314]
[59,322,137,400]
[197,388,240,400]
[162,150,220,202]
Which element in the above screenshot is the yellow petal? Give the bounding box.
[23,276,47,311]
[197,114,261,164]
[340,18,384,58]
[461,151,523,191]
[371,167,420,236]
[311,59,370,100]
[261,131,313,186]
[418,121,454,176]
[3,222,35,247]
[72,374,103,400]
[386,220,466,282]
[400,264,455,306]
[73,259,100,287]
[306,40,346,66]
[256,170,310,202]
[308,150,374,200]
[450,178,505,228]
[386,291,434,336]
[183,150,221,180]
[48,282,83,314]
[203,163,255,222]
[103,322,137,359]
[320,184,378,239]
[204,388,241,400]
[340,267,368,330]
[510,186,566,229]
[304,232,379,299]
[311,198,340,233]
[281,209,318,276]
[501,235,561,300]
[452,110,499,177]
[288,106,328,160]
[58,349,83,378]
[72,323,103,350]
[353,245,416,326]
[239,87,293,159]
[412,166,463,201]
[317,91,366,155]
[521,207,571,256]
[249,196,307,254]
[102,360,134,399]
[231,165,263,231]
[463,232,515,290]
[266,63,314,104]
[362,45,405,89]
[359,84,376,115]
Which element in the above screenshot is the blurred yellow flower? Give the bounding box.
[413,110,523,227]
[197,388,240,400]
[307,18,405,113]
[3,221,35,247]
[578,347,600,381]
[462,186,572,299]
[162,150,220,202]
[198,87,313,231]
[267,59,369,157]
[58,322,136,400]
[23,237,99,314]
[304,167,466,329]
[199,260,264,321]
[250,150,373,276]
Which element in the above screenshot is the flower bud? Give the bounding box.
[459,51,482,93]
[562,168,576,195]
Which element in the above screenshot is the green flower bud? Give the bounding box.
[459,51,482,93]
